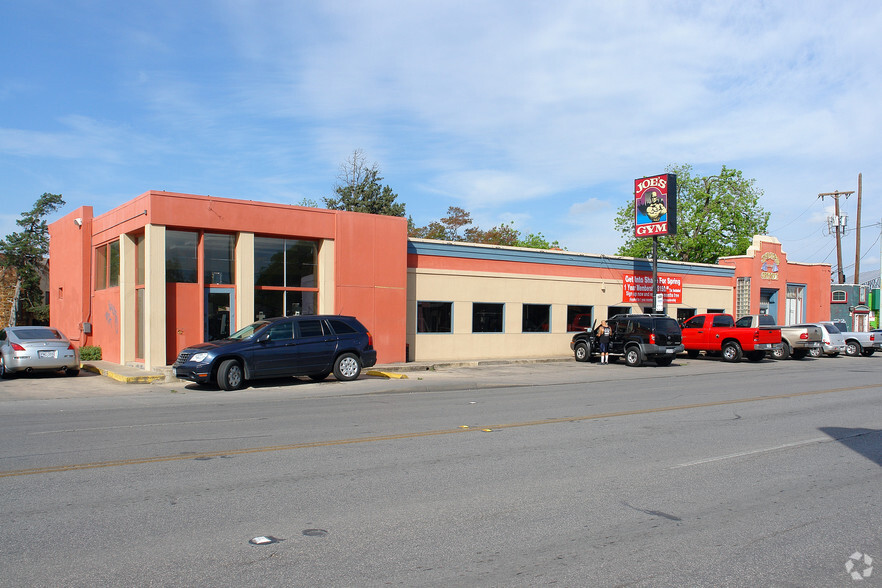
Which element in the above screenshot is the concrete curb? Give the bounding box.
[82,363,167,384]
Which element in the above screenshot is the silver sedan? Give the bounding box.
[0,326,80,377]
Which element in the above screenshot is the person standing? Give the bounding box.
[596,320,611,364]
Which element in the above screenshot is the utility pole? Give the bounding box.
[853,173,862,284]
[819,189,854,284]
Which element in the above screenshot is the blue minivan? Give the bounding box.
[173,315,377,390]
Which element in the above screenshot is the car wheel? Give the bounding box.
[0,357,10,379]
[65,367,80,376]
[808,347,822,358]
[624,347,643,367]
[333,353,362,381]
[845,341,861,357]
[308,371,331,382]
[574,342,590,362]
[721,341,743,362]
[792,349,808,360]
[861,349,875,357]
[655,356,674,366]
[217,359,244,391]
[686,349,700,359]
[771,341,791,360]
[746,351,765,362]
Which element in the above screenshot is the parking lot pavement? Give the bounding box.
[0,353,799,401]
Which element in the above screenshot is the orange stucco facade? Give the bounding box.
[49,191,407,369]
[718,235,830,323]
[49,193,832,370]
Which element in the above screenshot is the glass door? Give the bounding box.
[205,288,235,341]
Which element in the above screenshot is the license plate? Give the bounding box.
[666,349,674,353]
[38,350,55,359]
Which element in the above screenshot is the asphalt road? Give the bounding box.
[1,355,880,586]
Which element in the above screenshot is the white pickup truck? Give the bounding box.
[734,315,823,360]
[828,321,880,357]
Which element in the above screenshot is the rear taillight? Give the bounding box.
[649,333,656,345]
[11,342,26,351]
[753,330,760,342]
[366,331,374,348]
[68,343,76,351]
[871,335,876,342]
[799,333,808,340]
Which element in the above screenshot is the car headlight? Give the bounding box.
[190,352,210,363]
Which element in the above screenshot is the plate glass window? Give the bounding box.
[417,302,452,333]
[473,303,504,333]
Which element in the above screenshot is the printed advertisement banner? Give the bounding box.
[622,273,683,304]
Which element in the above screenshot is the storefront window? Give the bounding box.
[522,304,550,332]
[166,230,198,283]
[418,302,452,333]
[95,240,120,289]
[566,305,593,332]
[204,233,234,285]
[473,303,504,333]
[254,237,318,319]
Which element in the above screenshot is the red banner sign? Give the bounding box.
[622,273,682,304]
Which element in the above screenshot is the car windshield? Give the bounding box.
[15,327,64,340]
[228,321,270,340]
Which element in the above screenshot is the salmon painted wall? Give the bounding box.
[334,212,407,363]
[50,191,407,366]
[48,207,94,348]
[718,236,831,323]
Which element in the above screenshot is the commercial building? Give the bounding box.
[49,192,833,370]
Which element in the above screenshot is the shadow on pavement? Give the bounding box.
[819,427,882,467]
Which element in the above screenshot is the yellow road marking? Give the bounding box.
[1,383,878,479]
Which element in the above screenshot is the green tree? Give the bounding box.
[614,164,769,263]
[409,206,564,249]
[0,192,65,323]
[324,149,406,216]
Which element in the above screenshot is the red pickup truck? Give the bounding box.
[680,313,782,362]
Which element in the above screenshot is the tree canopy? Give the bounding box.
[323,149,406,217]
[409,206,562,249]
[614,164,770,264]
[0,192,65,323]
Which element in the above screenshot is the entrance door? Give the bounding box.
[205,288,236,341]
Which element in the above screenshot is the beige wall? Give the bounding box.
[407,268,731,361]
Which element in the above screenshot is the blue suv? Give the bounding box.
[173,315,377,390]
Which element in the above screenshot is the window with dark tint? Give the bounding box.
[712,315,734,327]
[653,318,681,336]
[707,308,725,314]
[522,304,550,333]
[682,316,704,329]
[822,323,840,334]
[166,231,198,283]
[608,306,630,318]
[473,303,504,333]
[328,319,357,334]
[267,322,293,340]
[418,301,452,333]
[677,308,695,322]
[566,305,593,332]
[204,233,235,284]
[298,319,324,337]
[17,328,64,340]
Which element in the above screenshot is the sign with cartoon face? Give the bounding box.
[634,173,677,238]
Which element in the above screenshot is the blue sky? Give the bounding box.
[2,1,880,282]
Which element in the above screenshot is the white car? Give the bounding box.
[798,322,846,357]
[0,326,80,377]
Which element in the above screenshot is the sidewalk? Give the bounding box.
[82,357,573,384]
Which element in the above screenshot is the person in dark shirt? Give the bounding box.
[596,320,611,364]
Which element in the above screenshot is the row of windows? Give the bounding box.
[96,232,318,301]
[418,303,596,334]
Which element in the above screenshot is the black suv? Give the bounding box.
[173,315,377,390]
[570,314,684,367]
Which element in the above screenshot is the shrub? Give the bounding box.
[80,346,102,361]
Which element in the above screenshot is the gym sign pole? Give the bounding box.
[634,173,677,312]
